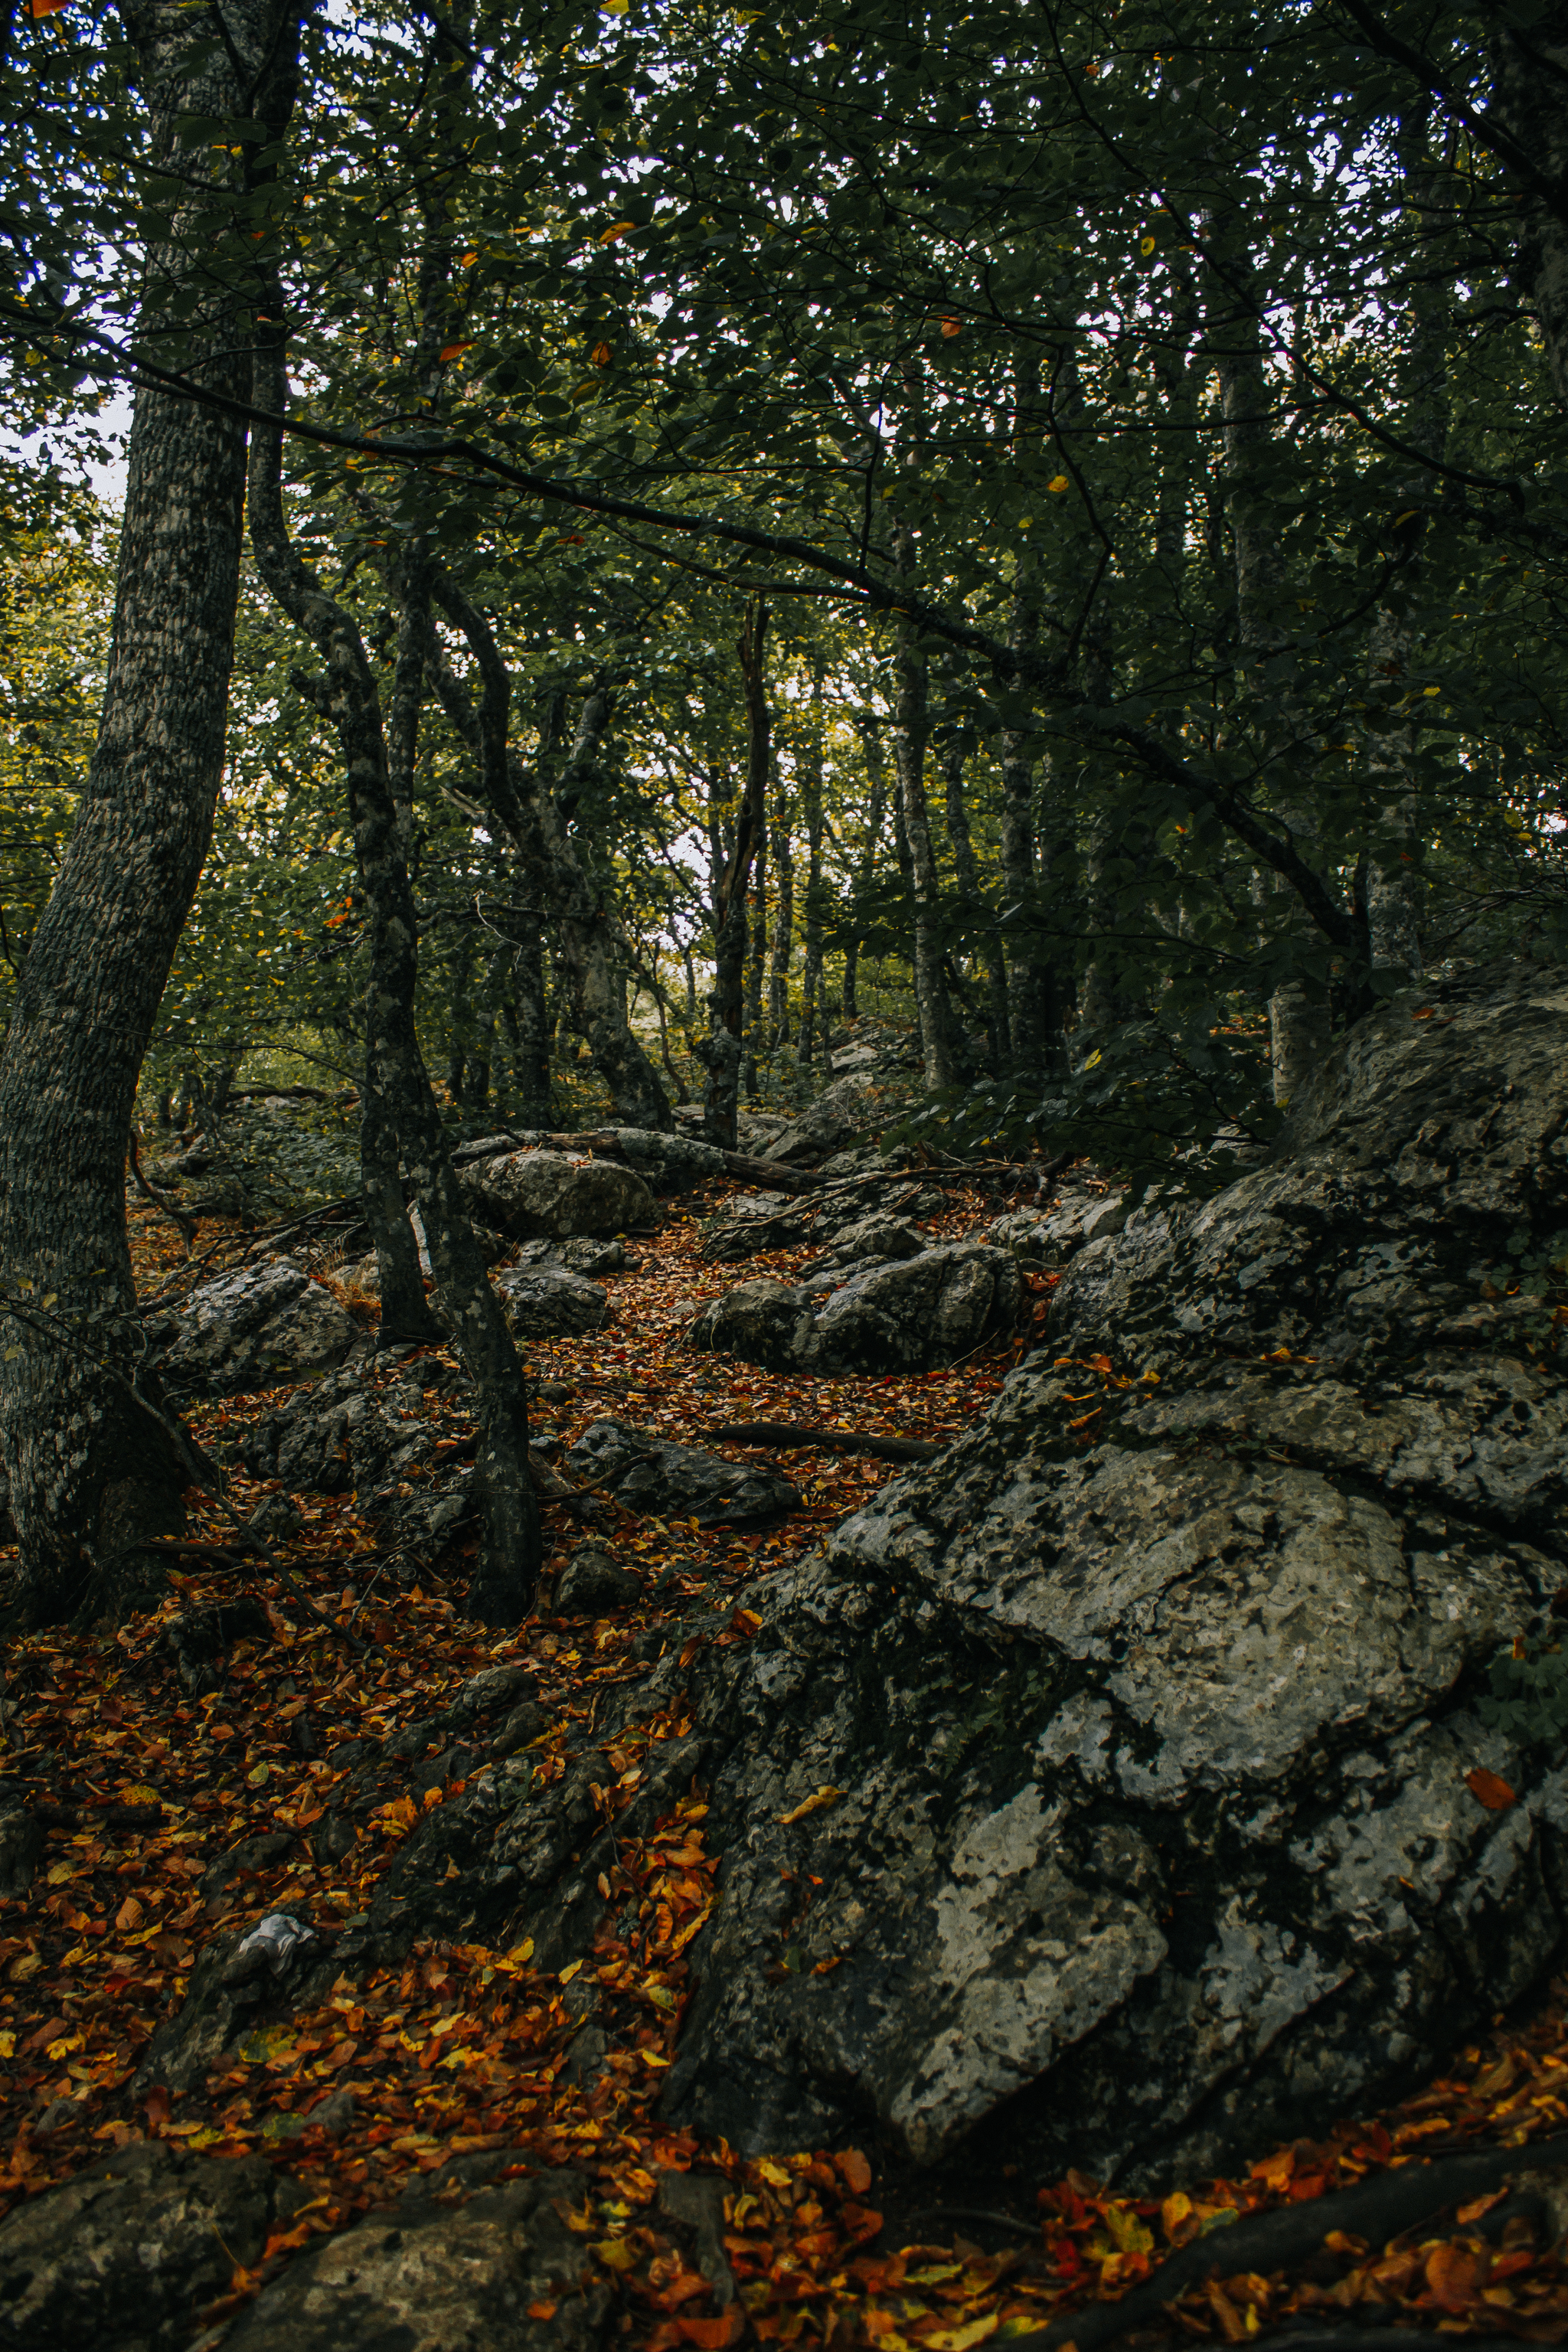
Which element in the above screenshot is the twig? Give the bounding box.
[126,1130,198,1257]
[701,1420,942,1464]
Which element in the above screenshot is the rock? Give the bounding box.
[162,1599,271,1697]
[565,1419,802,1525]
[453,960,1568,2193]
[761,1076,875,1166]
[237,1364,435,1498]
[656,2172,736,2305]
[555,1544,644,1616]
[689,1244,1023,1375]
[158,1259,361,1396]
[459,1149,656,1240]
[0,2138,301,2352]
[489,1700,556,1759]
[802,1214,926,1275]
[493,1263,611,1339]
[986,1208,1056,1266]
[214,2164,609,2352]
[699,1192,799,1263]
[1080,1193,1128,1243]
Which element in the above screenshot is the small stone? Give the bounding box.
[308,2087,358,2139]
[555,1546,643,1617]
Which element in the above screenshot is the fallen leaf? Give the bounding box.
[779,1785,842,1826]
[1465,1767,1517,1811]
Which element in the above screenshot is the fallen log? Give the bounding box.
[1007,2132,1568,2352]
[701,1419,943,1464]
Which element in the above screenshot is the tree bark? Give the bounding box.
[0,0,304,1625]
[799,657,828,1076]
[892,580,959,1088]
[768,797,795,1047]
[700,604,769,1149]
[249,355,540,1626]
[942,738,1009,1070]
[743,826,767,1097]
[844,720,890,1024]
[1491,8,1568,402]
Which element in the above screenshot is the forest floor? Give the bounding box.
[4,1174,1568,2346]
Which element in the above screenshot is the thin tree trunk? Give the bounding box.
[744,828,767,1098]
[844,722,890,1025]
[0,0,303,1625]
[700,604,769,1150]
[799,658,828,1077]
[892,582,959,1087]
[942,739,1010,1070]
[1204,198,1337,1102]
[250,358,539,1626]
[768,802,795,1047]
[510,912,552,1126]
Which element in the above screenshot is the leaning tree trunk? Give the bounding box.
[0,0,302,1625]
[249,356,539,1625]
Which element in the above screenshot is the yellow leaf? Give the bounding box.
[599,222,637,243]
[0,2030,14,2059]
[925,2318,999,2352]
[779,1785,842,1825]
[559,1958,583,1983]
[1140,236,1155,253]
[46,1862,72,1886]
[1162,2190,1194,2239]
[595,2236,640,2271]
[590,340,613,366]
[460,250,478,266]
[1048,474,1070,493]
[603,0,629,11]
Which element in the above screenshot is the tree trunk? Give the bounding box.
[0,0,303,1625]
[1204,201,1336,1102]
[249,360,540,1626]
[844,722,890,1025]
[510,911,552,1126]
[426,590,672,1132]
[892,582,959,1088]
[700,604,769,1150]
[942,739,1009,1070]
[743,828,767,1098]
[768,802,795,1047]
[799,658,828,1077]
[1491,8,1568,402]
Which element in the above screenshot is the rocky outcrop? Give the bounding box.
[425,960,1568,2191]
[237,1361,436,1498]
[760,1077,876,1166]
[218,2161,609,2352]
[564,1419,802,1526]
[688,1243,1023,1375]
[458,1149,656,1240]
[0,2135,606,2352]
[0,2138,307,2351]
[157,1259,361,1397]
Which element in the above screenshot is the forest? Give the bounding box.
[2,2,1568,2348]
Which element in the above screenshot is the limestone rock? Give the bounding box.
[159,1259,360,1396]
[688,1243,1023,1375]
[431,961,1568,2193]
[458,1148,656,1240]
[761,1077,876,1166]
[556,1543,643,1616]
[237,1363,434,1498]
[0,2138,298,2351]
[493,1263,610,1339]
[805,1214,926,1272]
[0,1782,41,1902]
[565,1418,802,1525]
[210,2163,608,2352]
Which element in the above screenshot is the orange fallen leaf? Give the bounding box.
[674,2314,745,2349]
[1465,1767,1517,1811]
[838,2148,873,2195]
[779,1785,842,1826]
[1425,2241,1488,2310]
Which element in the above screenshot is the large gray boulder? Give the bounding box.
[688,1242,1022,1374]
[566,1417,802,1524]
[443,961,1568,2191]
[761,1076,877,1166]
[158,1258,361,1396]
[459,1148,656,1240]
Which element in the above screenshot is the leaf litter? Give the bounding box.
[2,1174,1566,2346]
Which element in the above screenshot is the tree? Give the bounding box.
[0,0,305,1623]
